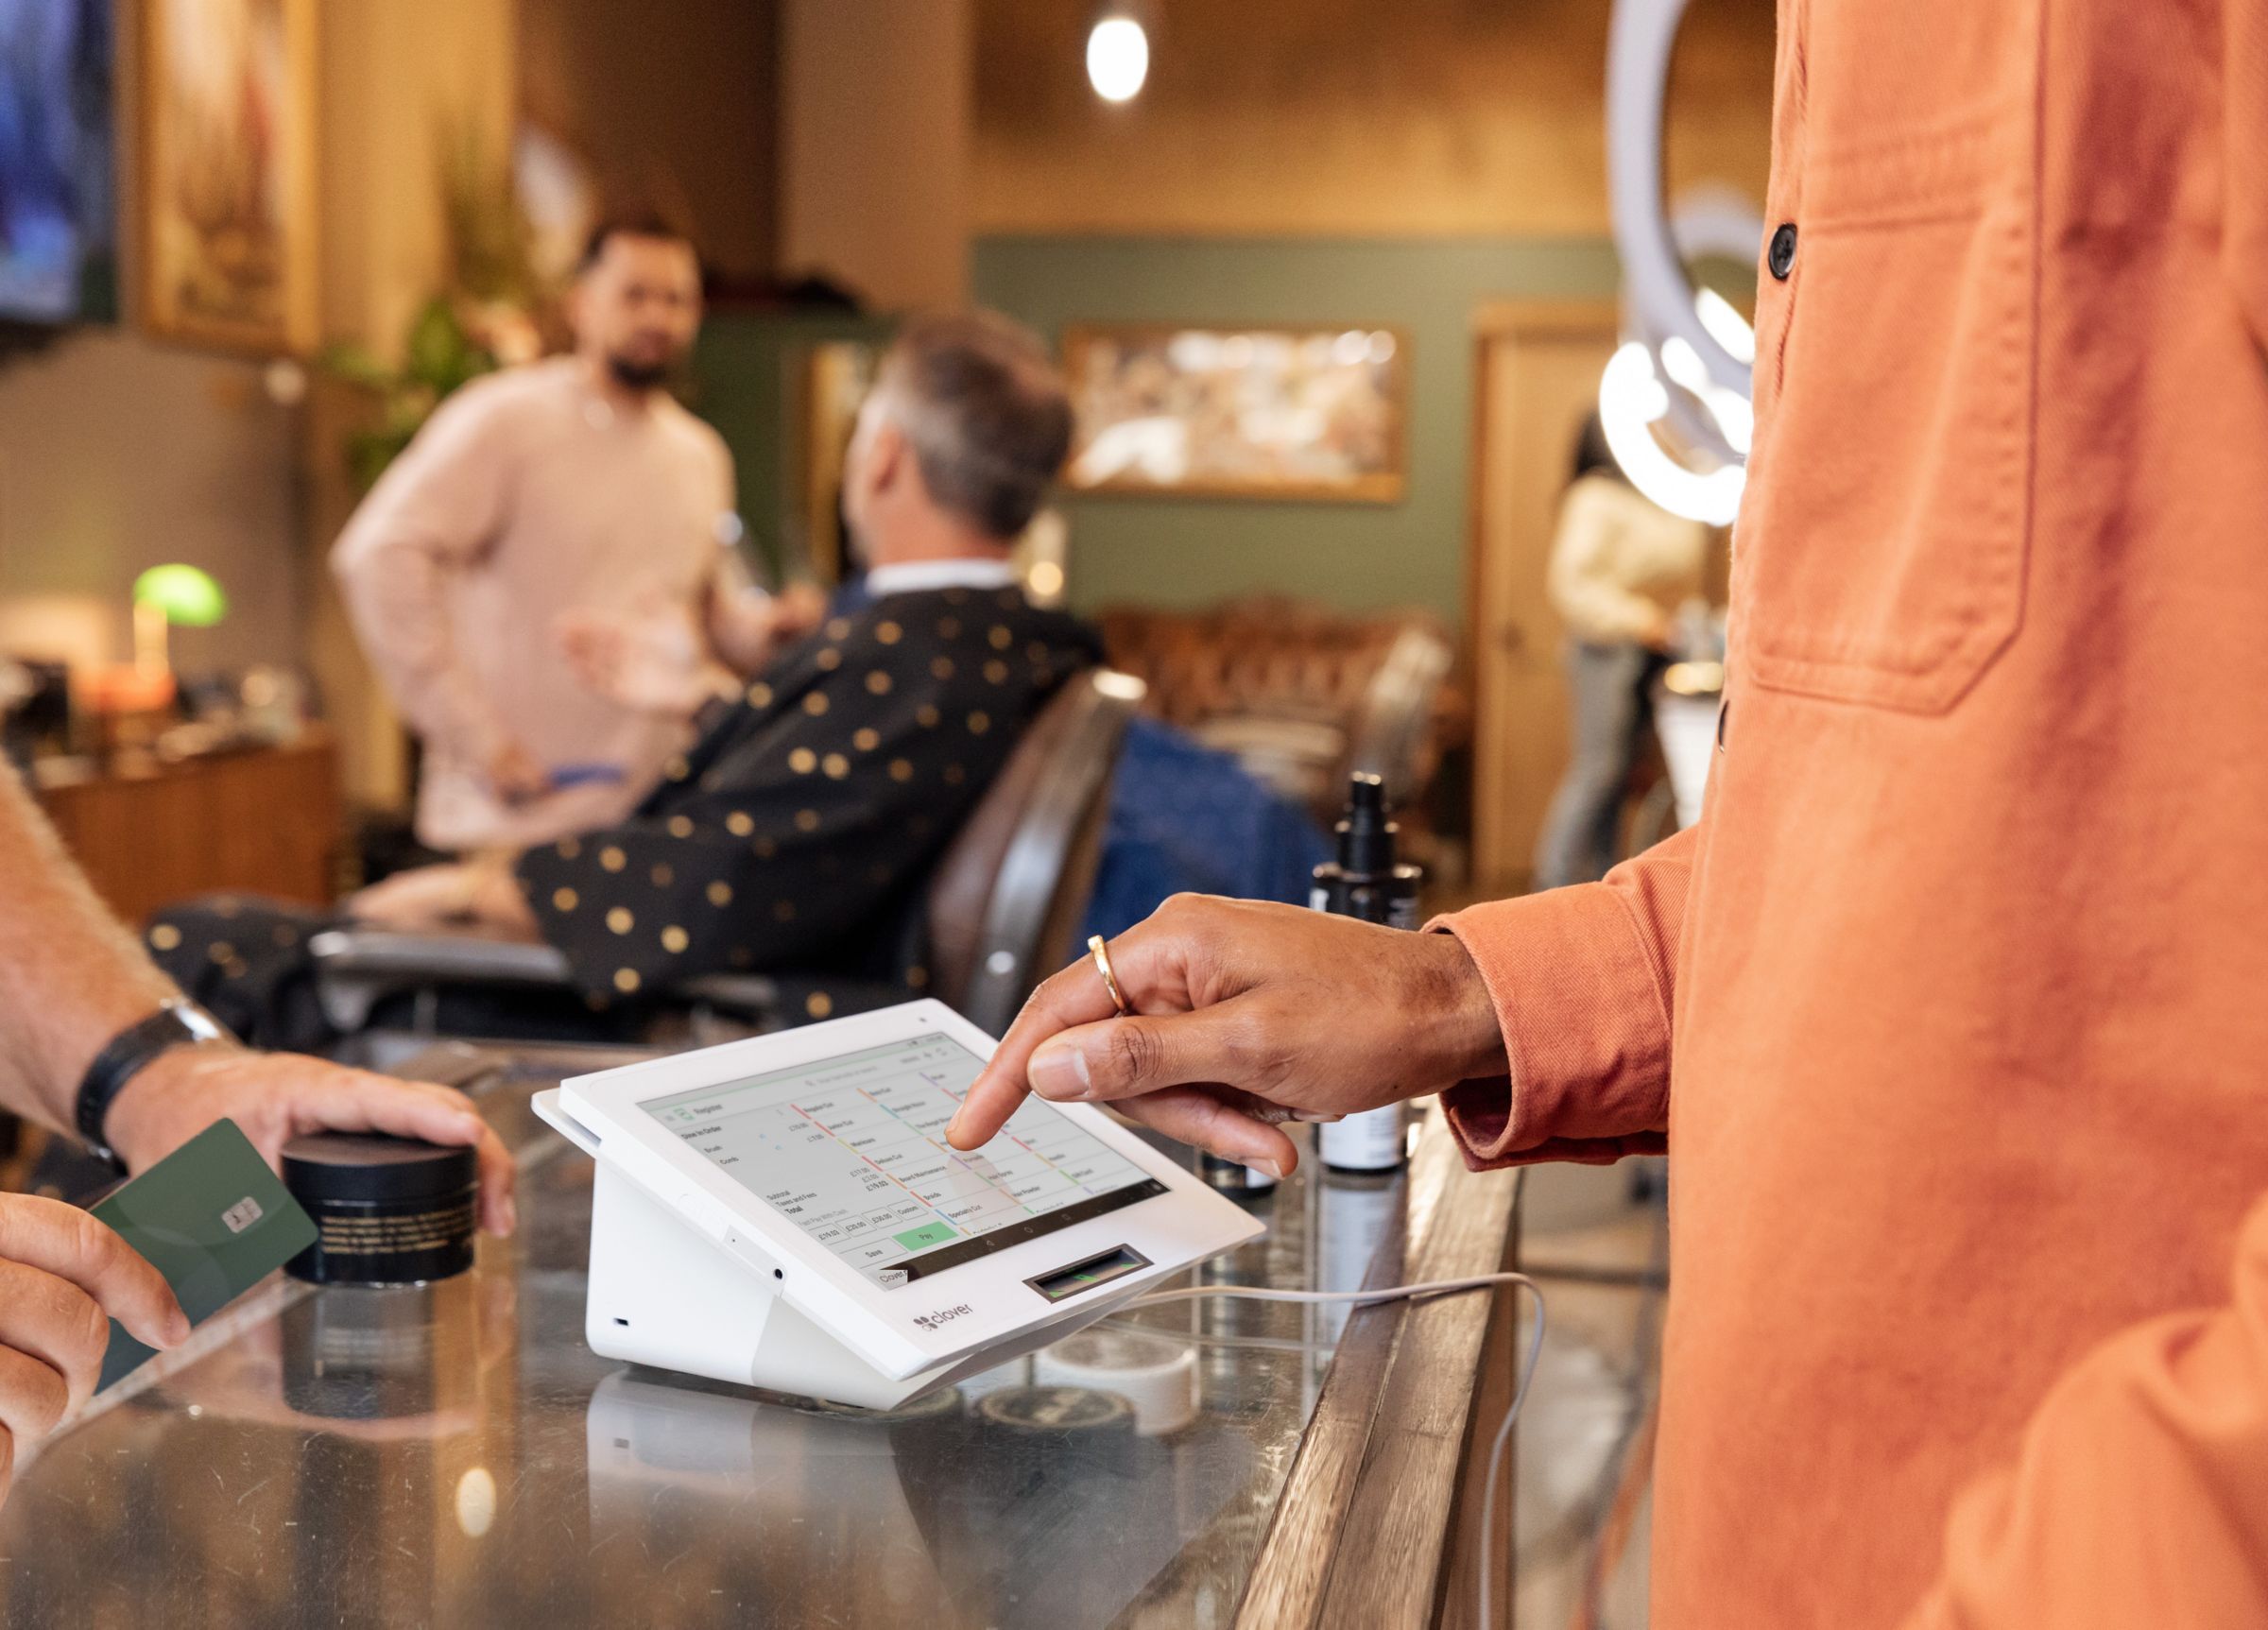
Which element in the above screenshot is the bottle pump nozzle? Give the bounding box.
[1336,772,1398,877]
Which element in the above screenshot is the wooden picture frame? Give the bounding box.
[137,0,318,354]
[1062,323,1409,504]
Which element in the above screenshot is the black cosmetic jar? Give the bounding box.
[283,1133,478,1286]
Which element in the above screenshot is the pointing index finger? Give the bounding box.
[947,951,1124,1149]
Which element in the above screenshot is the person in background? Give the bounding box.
[0,765,512,1503]
[1531,413,1709,889]
[332,204,822,855]
[155,312,1100,1037]
[950,4,2268,1625]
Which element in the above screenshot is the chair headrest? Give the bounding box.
[923,671,1127,1010]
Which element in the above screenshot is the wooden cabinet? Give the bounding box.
[36,734,343,927]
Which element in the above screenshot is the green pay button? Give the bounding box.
[894,1220,958,1250]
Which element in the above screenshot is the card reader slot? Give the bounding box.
[1024,1244,1153,1303]
[530,1090,604,1158]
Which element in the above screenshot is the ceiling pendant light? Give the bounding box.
[1087,12,1150,103]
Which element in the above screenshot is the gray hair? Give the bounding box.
[875,312,1073,540]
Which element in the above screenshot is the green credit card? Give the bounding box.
[92,1118,318,1392]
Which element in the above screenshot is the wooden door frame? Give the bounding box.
[1464,299,1623,631]
[1465,299,1624,897]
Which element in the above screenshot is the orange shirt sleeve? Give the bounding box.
[1428,819,1699,1168]
[1900,1194,2268,1630]
[2223,0,2268,347]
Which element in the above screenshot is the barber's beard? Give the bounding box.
[606,353,677,391]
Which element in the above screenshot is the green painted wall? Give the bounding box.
[972,234,1621,621]
[693,310,899,586]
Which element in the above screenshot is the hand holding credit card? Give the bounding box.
[90,1119,318,1391]
[0,1133,289,1494]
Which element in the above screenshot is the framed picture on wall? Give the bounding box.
[137,0,318,354]
[1061,323,1409,504]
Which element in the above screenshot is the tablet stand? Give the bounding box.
[554,1111,1140,1411]
[589,1162,975,1409]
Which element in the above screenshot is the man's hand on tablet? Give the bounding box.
[945,895,1506,1174]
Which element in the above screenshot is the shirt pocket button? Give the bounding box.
[1767,222,1798,280]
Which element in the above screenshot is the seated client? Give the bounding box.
[151,311,1099,1039]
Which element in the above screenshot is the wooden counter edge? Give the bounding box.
[1230,1104,1526,1630]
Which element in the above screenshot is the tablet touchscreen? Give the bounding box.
[643,1031,1166,1287]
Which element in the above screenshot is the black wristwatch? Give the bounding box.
[74,1000,234,1170]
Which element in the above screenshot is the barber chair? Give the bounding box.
[308,670,1144,1058]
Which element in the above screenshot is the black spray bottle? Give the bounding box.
[1314,772,1423,1172]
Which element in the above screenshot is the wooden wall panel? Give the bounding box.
[973,0,1776,238]
[519,0,780,281]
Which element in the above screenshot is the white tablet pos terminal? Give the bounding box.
[534,1000,1263,1409]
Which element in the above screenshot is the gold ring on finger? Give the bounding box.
[1087,934,1130,1017]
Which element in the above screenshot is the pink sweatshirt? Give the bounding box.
[333,357,737,851]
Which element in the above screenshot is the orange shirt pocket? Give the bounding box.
[1737,0,2041,714]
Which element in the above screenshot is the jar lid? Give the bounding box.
[282,1132,476,1206]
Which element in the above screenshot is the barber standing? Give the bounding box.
[334,206,818,854]
[952,3,2268,1625]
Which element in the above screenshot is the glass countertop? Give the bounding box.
[0,1048,1416,1630]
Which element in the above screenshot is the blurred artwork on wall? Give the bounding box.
[0,0,115,324]
[1064,324,1407,503]
[139,0,315,353]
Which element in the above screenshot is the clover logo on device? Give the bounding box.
[912,1303,972,1331]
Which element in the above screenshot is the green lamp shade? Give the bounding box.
[133,565,229,627]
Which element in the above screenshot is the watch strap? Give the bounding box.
[74,1001,233,1166]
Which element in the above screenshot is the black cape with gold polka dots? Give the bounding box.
[515,585,1105,1005]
